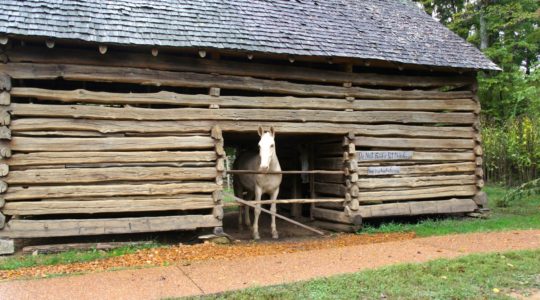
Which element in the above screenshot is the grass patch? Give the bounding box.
[361,185,540,237]
[197,249,540,300]
[0,243,160,271]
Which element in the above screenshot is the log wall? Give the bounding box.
[0,44,484,237]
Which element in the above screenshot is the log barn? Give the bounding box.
[0,0,498,245]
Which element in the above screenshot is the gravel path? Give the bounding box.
[1,230,539,300]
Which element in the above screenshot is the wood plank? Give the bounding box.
[358,185,477,202]
[11,88,477,112]
[8,46,475,88]
[3,196,215,215]
[0,63,474,100]
[354,137,474,149]
[0,215,221,238]
[357,162,476,176]
[2,151,216,166]
[9,103,476,125]
[3,136,215,152]
[311,207,351,224]
[6,167,217,185]
[11,118,475,138]
[357,175,477,189]
[5,182,221,201]
[356,151,475,162]
[315,182,348,196]
[358,199,478,218]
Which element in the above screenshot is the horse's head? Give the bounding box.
[257,125,276,172]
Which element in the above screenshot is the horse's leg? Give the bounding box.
[244,191,252,227]
[252,187,262,240]
[270,188,280,239]
[238,205,244,230]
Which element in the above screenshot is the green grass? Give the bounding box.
[361,186,540,237]
[0,243,160,271]
[196,249,540,300]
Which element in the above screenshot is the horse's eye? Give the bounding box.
[271,144,274,148]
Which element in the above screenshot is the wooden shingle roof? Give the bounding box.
[0,0,499,70]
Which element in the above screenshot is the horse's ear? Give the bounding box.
[257,125,264,137]
[270,126,276,137]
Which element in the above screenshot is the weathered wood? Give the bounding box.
[11,118,475,138]
[0,126,10,139]
[354,136,475,149]
[0,164,8,176]
[358,199,478,218]
[0,180,7,193]
[311,220,360,233]
[358,185,477,202]
[357,175,476,189]
[0,147,11,158]
[0,91,10,105]
[315,182,347,196]
[3,136,215,152]
[10,87,477,112]
[315,173,345,184]
[0,109,10,125]
[5,182,221,201]
[2,151,216,166]
[6,167,217,185]
[473,191,488,206]
[0,215,221,238]
[0,63,475,100]
[311,207,351,224]
[0,212,4,229]
[356,151,475,162]
[0,73,10,91]
[3,196,215,215]
[357,162,476,176]
[227,170,344,175]
[8,46,475,88]
[9,103,476,125]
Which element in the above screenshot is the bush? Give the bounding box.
[483,116,539,186]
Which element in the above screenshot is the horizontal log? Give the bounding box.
[315,174,345,184]
[3,136,215,152]
[0,215,221,238]
[0,91,10,105]
[311,220,360,233]
[3,196,215,215]
[2,151,216,167]
[9,103,476,125]
[8,46,475,88]
[0,63,474,100]
[357,175,477,189]
[359,185,477,202]
[0,73,10,91]
[315,182,347,196]
[6,167,217,185]
[311,207,351,224]
[354,137,475,149]
[10,88,477,112]
[223,198,344,206]
[11,118,475,138]
[357,162,476,176]
[5,182,221,201]
[358,199,478,218]
[227,170,344,175]
[356,151,475,162]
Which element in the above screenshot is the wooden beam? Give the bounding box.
[10,118,476,138]
[0,215,221,238]
[2,151,216,167]
[311,207,351,224]
[356,175,476,189]
[354,136,475,149]
[3,136,215,152]
[10,87,477,111]
[3,196,215,215]
[0,63,474,99]
[7,46,474,88]
[6,167,217,185]
[357,162,476,176]
[9,103,476,124]
[5,182,221,201]
[358,199,478,218]
[358,185,477,203]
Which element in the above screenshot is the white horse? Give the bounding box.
[233,126,282,239]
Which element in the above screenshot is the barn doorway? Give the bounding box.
[223,131,346,220]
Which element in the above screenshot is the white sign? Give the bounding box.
[358,151,413,161]
[367,166,401,175]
